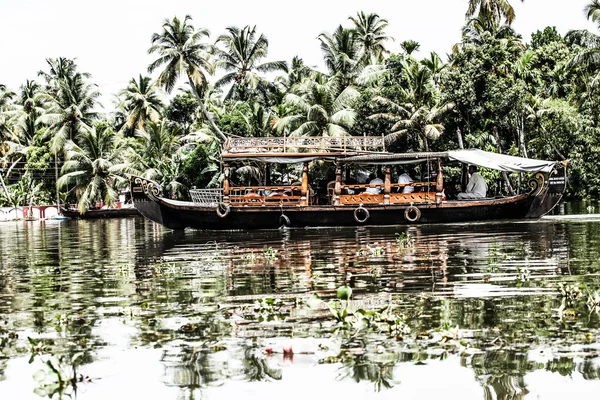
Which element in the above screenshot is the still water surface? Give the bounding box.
[1,207,600,399]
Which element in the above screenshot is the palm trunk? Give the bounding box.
[55,153,61,215]
[518,115,528,158]
[1,157,22,208]
[492,126,516,196]
[187,76,227,142]
[0,169,13,207]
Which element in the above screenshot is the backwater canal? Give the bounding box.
[1,203,600,399]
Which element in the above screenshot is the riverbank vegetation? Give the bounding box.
[2,0,600,210]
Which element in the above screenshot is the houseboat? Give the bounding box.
[130,136,567,230]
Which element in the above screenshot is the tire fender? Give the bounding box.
[216,203,231,218]
[404,205,421,223]
[354,205,370,223]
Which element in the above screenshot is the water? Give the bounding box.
[1,208,600,399]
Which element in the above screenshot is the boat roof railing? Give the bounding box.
[223,136,386,154]
[222,138,559,174]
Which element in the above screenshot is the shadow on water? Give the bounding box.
[1,211,600,399]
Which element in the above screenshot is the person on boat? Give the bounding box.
[365,173,383,194]
[457,165,487,199]
[397,169,415,193]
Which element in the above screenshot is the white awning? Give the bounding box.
[448,149,556,173]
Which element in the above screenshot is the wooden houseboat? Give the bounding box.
[130,136,567,230]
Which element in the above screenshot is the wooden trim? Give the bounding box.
[340,193,385,205]
[389,192,436,204]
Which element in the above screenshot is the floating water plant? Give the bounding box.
[395,232,414,253]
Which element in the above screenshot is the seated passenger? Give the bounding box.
[365,174,383,194]
[457,166,487,199]
[397,169,414,194]
[345,177,358,194]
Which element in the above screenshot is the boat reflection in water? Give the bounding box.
[1,218,600,399]
[132,220,595,399]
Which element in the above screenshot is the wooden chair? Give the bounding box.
[326,181,336,204]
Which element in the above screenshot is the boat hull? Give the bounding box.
[131,176,566,230]
[60,207,141,219]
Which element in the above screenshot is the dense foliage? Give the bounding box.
[2,2,600,209]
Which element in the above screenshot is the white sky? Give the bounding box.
[1,0,597,111]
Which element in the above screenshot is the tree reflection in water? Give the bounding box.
[1,217,600,398]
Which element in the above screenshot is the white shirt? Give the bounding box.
[466,173,487,197]
[397,173,414,193]
[365,178,383,194]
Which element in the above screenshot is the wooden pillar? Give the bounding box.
[265,164,271,186]
[384,166,391,205]
[436,159,443,192]
[301,162,309,206]
[435,159,444,205]
[223,163,230,198]
[333,164,342,205]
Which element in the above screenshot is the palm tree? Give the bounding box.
[36,66,100,155]
[57,124,129,213]
[0,84,16,141]
[369,59,453,151]
[400,40,421,56]
[130,121,188,199]
[318,26,368,88]
[566,1,600,72]
[0,84,16,203]
[349,12,393,64]
[421,52,447,84]
[231,101,274,137]
[369,96,454,151]
[281,56,314,90]
[117,75,163,137]
[275,75,360,137]
[465,0,524,26]
[136,120,182,165]
[4,81,47,159]
[213,25,287,100]
[461,17,519,45]
[148,15,227,141]
[0,84,14,110]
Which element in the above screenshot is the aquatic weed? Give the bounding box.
[395,232,414,253]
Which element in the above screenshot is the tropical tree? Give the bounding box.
[369,96,454,151]
[275,75,360,137]
[278,56,314,91]
[57,124,129,212]
[148,15,227,141]
[213,25,287,100]
[36,60,100,155]
[318,26,367,88]
[128,120,189,198]
[465,0,524,26]
[567,1,600,73]
[400,40,421,56]
[117,75,163,137]
[349,12,393,64]
[0,84,16,142]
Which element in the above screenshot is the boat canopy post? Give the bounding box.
[301,162,309,206]
[265,164,271,186]
[436,158,444,204]
[334,164,342,206]
[384,166,391,205]
[223,163,230,202]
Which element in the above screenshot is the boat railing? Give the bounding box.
[336,182,437,205]
[224,136,385,153]
[189,188,224,207]
[227,185,303,206]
